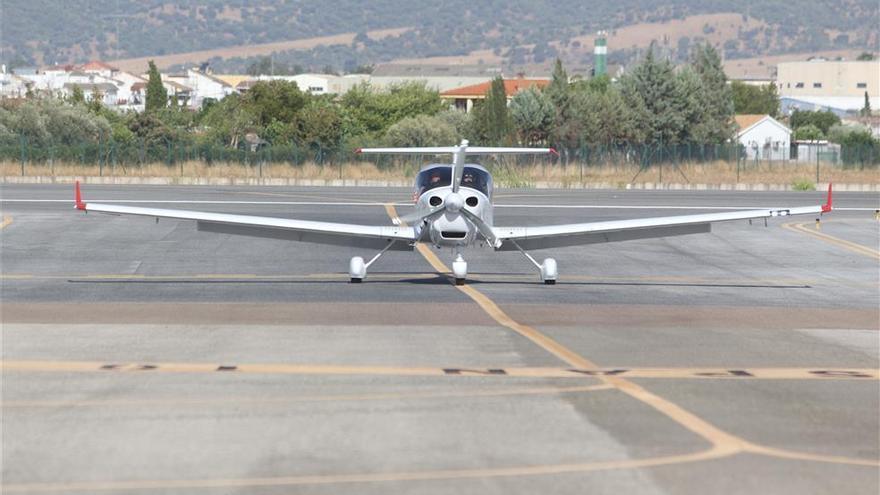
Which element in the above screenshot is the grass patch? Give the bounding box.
[791,178,817,191]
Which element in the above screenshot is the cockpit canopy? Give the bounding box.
[415,164,493,197]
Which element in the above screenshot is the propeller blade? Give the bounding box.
[392,205,445,226]
[460,208,501,248]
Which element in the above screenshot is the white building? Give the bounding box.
[0,71,29,98]
[61,82,119,105]
[243,74,368,95]
[735,114,792,161]
[165,69,233,108]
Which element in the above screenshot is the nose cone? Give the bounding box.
[445,192,464,212]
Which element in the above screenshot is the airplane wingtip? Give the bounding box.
[822,183,832,213]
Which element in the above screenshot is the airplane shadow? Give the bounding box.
[67,275,810,289]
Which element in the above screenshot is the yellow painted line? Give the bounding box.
[3,360,876,380]
[385,204,880,470]
[0,446,737,493]
[0,215,12,229]
[783,222,880,260]
[2,383,614,409]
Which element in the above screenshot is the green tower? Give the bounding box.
[594,31,607,77]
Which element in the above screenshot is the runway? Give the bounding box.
[2,184,878,494]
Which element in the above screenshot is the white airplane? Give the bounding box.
[74,140,832,285]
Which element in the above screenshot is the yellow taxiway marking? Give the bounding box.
[3,360,876,381]
[2,383,614,409]
[783,222,880,260]
[0,447,734,493]
[384,204,880,469]
[0,215,12,229]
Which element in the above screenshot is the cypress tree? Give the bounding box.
[473,76,511,145]
[145,60,167,113]
[690,43,734,143]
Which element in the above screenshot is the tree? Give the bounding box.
[689,43,734,142]
[862,91,872,117]
[69,85,86,105]
[384,114,457,147]
[731,81,779,117]
[856,52,875,61]
[471,77,512,145]
[145,61,167,113]
[544,59,581,149]
[573,86,642,145]
[789,109,840,135]
[341,82,444,136]
[297,100,345,151]
[509,87,554,145]
[620,46,685,144]
[793,124,823,141]
[243,80,307,126]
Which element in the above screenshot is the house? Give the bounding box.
[735,114,792,161]
[62,82,119,105]
[130,79,192,108]
[0,72,30,98]
[440,78,551,112]
[180,69,233,108]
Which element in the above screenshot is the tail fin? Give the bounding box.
[822,183,832,213]
[74,181,86,210]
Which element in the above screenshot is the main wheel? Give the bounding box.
[455,278,466,286]
[543,279,556,285]
[350,277,363,284]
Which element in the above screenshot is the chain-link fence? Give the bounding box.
[2,134,877,182]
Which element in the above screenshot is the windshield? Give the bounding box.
[415,166,452,195]
[461,166,492,197]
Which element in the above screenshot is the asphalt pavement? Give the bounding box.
[1,184,878,494]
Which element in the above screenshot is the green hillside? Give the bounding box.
[1,0,876,71]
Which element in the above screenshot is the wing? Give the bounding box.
[74,183,415,251]
[493,185,832,251]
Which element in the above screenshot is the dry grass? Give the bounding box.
[111,27,411,73]
[2,160,877,186]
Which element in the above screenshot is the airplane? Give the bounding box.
[73,140,832,285]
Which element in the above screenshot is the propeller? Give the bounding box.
[391,205,445,226]
[460,207,501,248]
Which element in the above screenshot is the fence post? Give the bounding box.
[816,143,820,183]
[19,134,26,176]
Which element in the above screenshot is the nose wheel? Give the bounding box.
[452,253,468,285]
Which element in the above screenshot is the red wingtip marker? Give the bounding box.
[74,180,86,210]
[548,147,560,157]
[821,183,832,213]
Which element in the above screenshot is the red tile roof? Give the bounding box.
[734,114,767,131]
[81,61,119,71]
[440,78,550,98]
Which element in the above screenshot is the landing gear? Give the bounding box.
[349,256,366,283]
[510,240,558,285]
[348,241,397,283]
[452,251,468,285]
